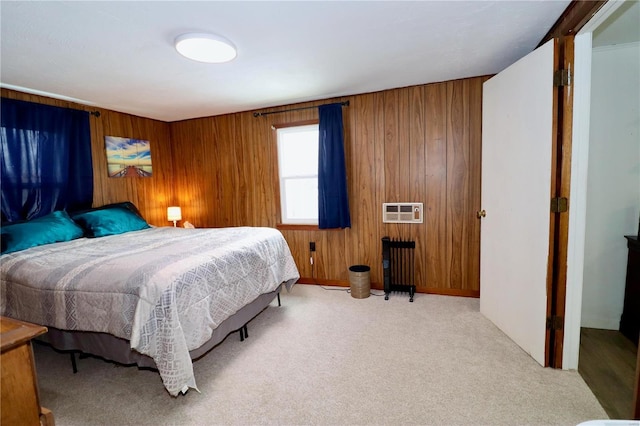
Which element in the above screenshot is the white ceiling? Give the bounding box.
[1,1,572,122]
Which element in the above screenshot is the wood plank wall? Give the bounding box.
[170,76,489,296]
[3,75,487,296]
[1,88,175,226]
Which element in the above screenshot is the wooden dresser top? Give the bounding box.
[0,316,47,353]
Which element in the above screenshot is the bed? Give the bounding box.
[0,204,299,396]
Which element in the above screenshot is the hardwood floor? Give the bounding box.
[579,327,637,419]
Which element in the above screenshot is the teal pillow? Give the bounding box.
[1,210,84,254]
[72,206,149,237]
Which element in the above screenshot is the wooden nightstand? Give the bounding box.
[621,236,640,345]
[1,316,54,426]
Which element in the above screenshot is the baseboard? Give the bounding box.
[423,288,480,298]
[297,277,350,287]
[297,278,480,298]
[580,314,622,330]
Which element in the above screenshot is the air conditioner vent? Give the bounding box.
[383,203,423,224]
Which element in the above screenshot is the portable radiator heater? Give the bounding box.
[382,236,416,302]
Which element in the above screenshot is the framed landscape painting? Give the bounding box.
[105,136,152,177]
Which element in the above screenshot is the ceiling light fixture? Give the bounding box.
[174,33,237,63]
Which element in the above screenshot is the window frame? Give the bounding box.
[273,120,320,228]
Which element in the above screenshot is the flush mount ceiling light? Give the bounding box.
[174,33,237,63]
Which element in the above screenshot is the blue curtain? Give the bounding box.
[1,98,93,222]
[318,103,351,229]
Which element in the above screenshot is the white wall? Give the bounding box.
[581,41,640,329]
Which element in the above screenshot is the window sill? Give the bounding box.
[276,223,320,231]
[276,224,346,231]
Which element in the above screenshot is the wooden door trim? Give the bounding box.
[545,35,575,369]
[545,38,561,368]
[538,1,607,47]
[634,340,640,419]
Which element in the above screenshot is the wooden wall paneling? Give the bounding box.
[171,118,217,228]
[177,119,203,227]
[313,229,348,282]
[394,87,419,289]
[100,113,131,207]
[341,102,354,278]
[89,112,109,208]
[248,116,266,226]
[346,97,361,264]
[397,87,412,205]
[383,89,401,242]
[226,115,242,227]
[252,115,278,228]
[468,77,484,292]
[408,85,428,289]
[210,115,226,226]
[217,114,237,228]
[4,75,486,296]
[213,118,225,227]
[267,113,280,228]
[372,91,387,287]
[229,115,243,226]
[446,79,471,290]
[143,117,174,225]
[351,94,379,282]
[101,112,137,211]
[425,83,449,290]
[310,230,325,281]
[243,114,257,227]
[212,116,229,227]
[236,113,253,227]
[383,90,402,205]
[207,119,223,227]
[342,227,353,284]
[281,229,311,279]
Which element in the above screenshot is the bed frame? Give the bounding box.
[38,285,282,372]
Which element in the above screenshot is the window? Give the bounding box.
[0,99,93,221]
[276,123,319,225]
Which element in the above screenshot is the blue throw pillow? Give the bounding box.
[72,206,149,237]
[1,210,84,254]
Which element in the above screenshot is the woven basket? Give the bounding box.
[349,265,370,299]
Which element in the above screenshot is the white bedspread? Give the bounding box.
[0,226,299,396]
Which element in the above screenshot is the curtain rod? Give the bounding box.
[1,96,101,117]
[252,100,349,118]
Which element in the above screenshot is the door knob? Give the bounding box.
[476,210,486,219]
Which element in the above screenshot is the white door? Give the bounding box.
[480,40,556,366]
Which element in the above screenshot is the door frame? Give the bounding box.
[562,0,628,369]
[564,0,638,418]
[537,0,626,371]
[547,34,579,369]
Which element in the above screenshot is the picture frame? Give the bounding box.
[105,136,152,178]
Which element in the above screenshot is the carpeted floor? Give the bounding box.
[34,284,607,425]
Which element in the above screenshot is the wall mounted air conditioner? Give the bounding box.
[382,203,423,224]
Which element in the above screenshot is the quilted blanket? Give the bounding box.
[0,226,299,396]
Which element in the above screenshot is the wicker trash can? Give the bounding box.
[349,265,370,299]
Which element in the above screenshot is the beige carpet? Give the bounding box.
[34,284,607,425]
